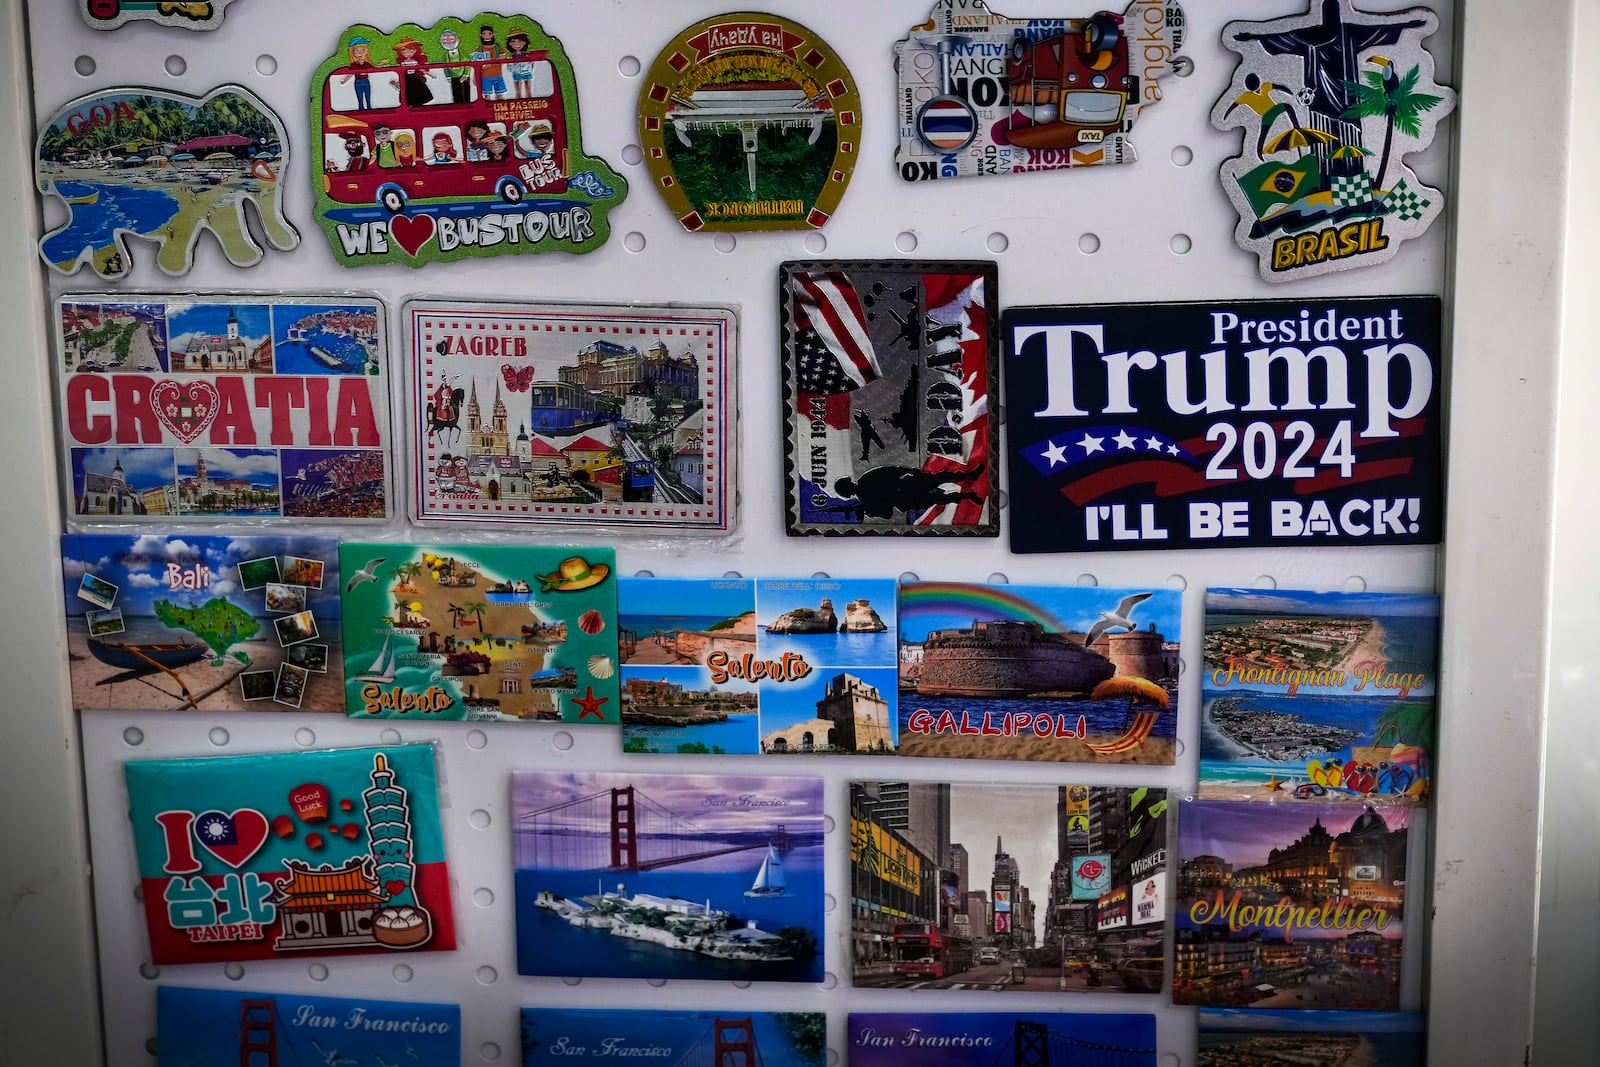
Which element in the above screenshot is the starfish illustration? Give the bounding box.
[571,686,609,721]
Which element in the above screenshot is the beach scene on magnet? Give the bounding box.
[62,533,343,713]
[897,582,1180,763]
[850,782,1168,993]
[782,262,998,536]
[408,301,733,532]
[521,1009,825,1067]
[618,576,898,755]
[1201,588,1439,804]
[895,0,1185,182]
[157,986,460,1066]
[59,296,390,521]
[36,87,298,279]
[82,0,242,31]
[850,1012,1158,1065]
[340,543,618,723]
[639,12,859,232]
[1176,798,1408,1010]
[310,12,626,267]
[1213,0,1456,281]
[124,744,455,965]
[1199,1009,1424,1067]
[513,771,825,982]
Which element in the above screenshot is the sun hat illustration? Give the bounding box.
[536,556,610,592]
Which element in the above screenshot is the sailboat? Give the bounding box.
[744,845,787,898]
[356,635,396,683]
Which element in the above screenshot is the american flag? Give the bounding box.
[790,271,882,394]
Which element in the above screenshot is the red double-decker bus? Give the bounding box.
[892,922,973,979]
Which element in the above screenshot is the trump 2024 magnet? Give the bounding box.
[1213,0,1455,281]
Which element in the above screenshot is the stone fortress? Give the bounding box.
[915,619,1177,698]
[761,671,894,754]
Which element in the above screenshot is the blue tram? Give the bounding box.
[527,381,623,434]
[622,459,655,502]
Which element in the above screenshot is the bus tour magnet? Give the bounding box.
[1213,0,1455,281]
[36,87,298,279]
[310,13,627,267]
[82,0,241,31]
[895,0,1186,182]
[639,13,860,232]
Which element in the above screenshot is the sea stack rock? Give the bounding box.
[768,598,838,634]
[842,599,888,632]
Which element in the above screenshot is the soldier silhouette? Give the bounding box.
[827,463,984,521]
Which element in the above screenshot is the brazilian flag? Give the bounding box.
[1236,154,1323,221]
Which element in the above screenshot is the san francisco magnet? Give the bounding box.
[81,0,241,31]
[639,13,860,232]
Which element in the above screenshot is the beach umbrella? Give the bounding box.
[124,155,146,164]
[1090,675,1168,727]
[1263,125,1337,155]
[203,151,234,161]
[1332,144,1369,159]
[171,152,195,161]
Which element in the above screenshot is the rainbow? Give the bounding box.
[898,581,1062,630]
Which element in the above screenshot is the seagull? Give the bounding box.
[406,1042,421,1060]
[1085,592,1154,646]
[346,557,388,593]
[310,1041,359,1067]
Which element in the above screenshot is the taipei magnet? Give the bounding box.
[36,87,298,279]
[1213,0,1455,281]
[81,1,241,31]
[894,0,1186,182]
[639,13,860,232]
[310,14,627,267]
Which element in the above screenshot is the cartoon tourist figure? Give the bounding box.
[394,36,434,107]
[826,464,986,522]
[439,28,473,104]
[373,123,397,168]
[340,36,378,110]
[506,28,536,99]
[1224,72,1334,158]
[513,119,555,160]
[429,131,459,165]
[473,23,507,101]
[393,131,418,167]
[341,130,370,172]
[464,120,490,162]
[483,128,511,162]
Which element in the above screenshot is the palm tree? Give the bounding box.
[1341,59,1444,191]
[465,601,489,631]
[447,603,467,630]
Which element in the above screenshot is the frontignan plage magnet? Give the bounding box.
[36,87,298,279]
[639,13,860,232]
[81,0,241,31]
[1212,0,1455,281]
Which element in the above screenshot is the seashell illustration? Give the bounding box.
[579,609,606,635]
[587,655,615,679]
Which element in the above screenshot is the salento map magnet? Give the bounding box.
[639,13,860,231]
[407,301,734,532]
[1004,297,1443,553]
[340,543,619,723]
[895,0,1186,182]
[1176,798,1408,1010]
[59,296,391,521]
[522,1010,825,1067]
[781,262,998,536]
[850,782,1169,992]
[37,87,298,279]
[158,987,461,1066]
[1213,0,1455,281]
[125,744,456,964]
[63,534,343,713]
[311,14,626,267]
[1202,588,1438,804]
[1199,1009,1425,1067]
[82,1,241,31]
[850,1013,1157,1064]
[513,771,825,982]
[898,582,1180,763]
[618,576,898,755]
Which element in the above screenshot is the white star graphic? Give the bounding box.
[1042,440,1070,467]
[1167,444,1181,456]
[1078,433,1105,456]
[1145,436,1164,450]
[1112,430,1137,450]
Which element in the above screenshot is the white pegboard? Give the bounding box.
[24,1,1453,1064]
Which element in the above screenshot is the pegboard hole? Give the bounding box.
[1253,575,1278,589]
[473,887,495,907]
[827,1050,839,1067]
[732,979,752,989]
[477,965,498,985]
[1345,575,1368,592]
[804,233,827,254]
[714,233,737,254]
[722,571,743,579]
[466,729,488,750]
[823,815,836,833]
[899,572,919,583]
[618,55,642,77]
[469,809,491,829]
[293,728,315,747]
[987,572,1009,584]
[1170,233,1193,255]
[1176,737,1187,757]
[378,729,400,745]
[1078,233,1101,254]
[145,1038,159,1056]
[74,56,96,77]
[621,144,644,166]
[563,976,584,986]
[1171,144,1194,167]
[139,962,159,980]
[824,892,836,913]
[894,230,919,253]
[998,489,1009,509]
[553,731,574,752]
[308,963,329,981]
[1178,656,1188,676]
[1167,574,1188,590]
[645,977,666,988]
[224,963,245,981]
[164,55,187,77]
[392,963,413,983]
[986,232,1009,254]
[634,569,655,578]
[123,727,144,746]
[821,972,838,990]
[1161,1055,1181,1067]
[254,54,278,77]
[1076,573,1099,587]
[482,1043,504,1062]
[133,884,143,903]
[208,727,229,747]
[623,231,647,253]
[810,571,831,579]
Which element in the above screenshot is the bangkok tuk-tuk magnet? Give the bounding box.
[36,87,298,280]
[310,13,627,267]
[81,0,241,31]
[1212,0,1456,281]
[639,13,860,232]
[894,0,1186,183]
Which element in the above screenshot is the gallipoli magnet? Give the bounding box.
[851,1013,1156,1063]
[37,87,297,279]
[850,782,1168,991]
[523,1010,825,1067]
[310,14,626,267]
[1200,1010,1425,1066]
[1004,297,1442,552]
[62,534,344,713]
[407,300,734,532]
[158,987,461,1066]
[125,744,456,965]
[899,582,1180,763]
[1202,588,1438,804]
[340,543,619,723]
[1177,799,1409,1010]
[1213,1,1455,281]
[895,0,1186,182]
[59,295,391,521]
[618,576,898,755]
[513,771,825,982]
[781,261,999,536]
[639,13,860,231]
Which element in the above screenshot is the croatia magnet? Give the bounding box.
[639,13,860,231]
[36,87,298,279]
[81,1,241,31]
[310,13,626,267]
[1213,0,1455,281]
[894,0,1186,182]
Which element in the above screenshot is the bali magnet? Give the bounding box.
[36,87,298,279]
[894,0,1186,182]
[81,0,241,31]
[310,13,627,267]
[1213,0,1455,281]
[639,13,860,231]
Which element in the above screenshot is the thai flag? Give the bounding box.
[791,271,882,395]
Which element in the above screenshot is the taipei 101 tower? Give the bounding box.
[364,753,434,948]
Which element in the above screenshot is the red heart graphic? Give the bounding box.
[388,213,436,258]
[151,380,220,444]
[385,879,408,896]
[192,809,271,869]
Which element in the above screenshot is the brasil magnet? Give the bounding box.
[639,13,860,231]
